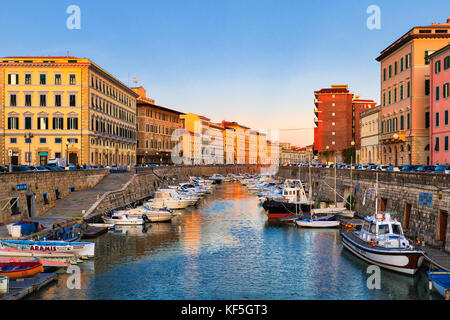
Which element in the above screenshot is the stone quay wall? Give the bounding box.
[0,169,109,225]
[84,165,265,220]
[278,166,450,252]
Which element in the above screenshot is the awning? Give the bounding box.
[38,152,48,156]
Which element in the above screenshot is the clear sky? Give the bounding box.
[1,0,449,146]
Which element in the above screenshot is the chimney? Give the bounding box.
[447,17,450,24]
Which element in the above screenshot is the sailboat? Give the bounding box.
[296,154,340,228]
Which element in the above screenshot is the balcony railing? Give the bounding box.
[379,130,408,143]
[314,99,319,107]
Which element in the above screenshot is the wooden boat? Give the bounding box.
[82,225,109,239]
[296,214,340,228]
[427,271,450,299]
[0,247,78,264]
[0,239,95,257]
[0,257,71,268]
[0,261,44,279]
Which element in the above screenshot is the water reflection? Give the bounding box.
[30,182,441,300]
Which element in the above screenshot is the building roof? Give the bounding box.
[428,43,450,60]
[376,19,450,62]
[220,121,250,130]
[314,85,351,95]
[136,97,185,115]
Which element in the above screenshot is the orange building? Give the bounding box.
[376,18,450,165]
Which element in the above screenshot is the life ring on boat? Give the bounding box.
[370,238,376,248]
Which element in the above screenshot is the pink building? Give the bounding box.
[429,44,450,165]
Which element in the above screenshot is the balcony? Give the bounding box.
[314,117,319,127]
[314,107,319,116]
[314,99,319,107]
[379,130,408,143]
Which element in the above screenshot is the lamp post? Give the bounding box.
[66,143,69,166]
[145,151,148,165]
[24,132,34,164]
[351,140,355,164]
[326,145,329,164]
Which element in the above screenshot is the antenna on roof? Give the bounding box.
[133,77,139,87]
[67,51,69,57]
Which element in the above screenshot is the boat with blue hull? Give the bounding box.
[0,240,95,257]
[427,271,450,299]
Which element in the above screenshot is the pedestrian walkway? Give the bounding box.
[43,172,134,219]
[422,244,450,271]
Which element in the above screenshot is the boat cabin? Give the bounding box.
[358,212,412,249]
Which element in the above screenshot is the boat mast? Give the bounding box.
[375,172,378,215]
[350,155,353,212]
[334,155,337,206]
[309,152,312,214]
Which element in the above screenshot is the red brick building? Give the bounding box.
[313,85,375,163]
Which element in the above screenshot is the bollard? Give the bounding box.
[446,289,450,301]
[428,280,433,291]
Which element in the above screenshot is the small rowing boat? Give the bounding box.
[0,257,71,268]
[427,271,450,299]
[0,261,44,279]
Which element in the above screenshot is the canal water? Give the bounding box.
[31,182,441,300]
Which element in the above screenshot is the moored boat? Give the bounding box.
[0,257,71,268]
[0,261,44,279]
[427,271,450,299]
[0,239,95,257]
[102,212,144,226]
[340,212,424,275]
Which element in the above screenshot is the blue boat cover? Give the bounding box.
[427,271,450,289]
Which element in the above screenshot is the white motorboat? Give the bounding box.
[340,212,424,275]
[148,189,192,209]
[123,206,176,222]
[296,219,340,228]
[0,239,95,257]
[103,212,144,226]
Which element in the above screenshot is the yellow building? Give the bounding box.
[220,121,248,164]
[0,56,138,166]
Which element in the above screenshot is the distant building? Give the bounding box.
[220,121,249,164]
[376,18,450,165]
[313,85,374,163]
[0,56,138,166]
[429,44,450,165]
[357,105,381,164]
[133,86,183,164]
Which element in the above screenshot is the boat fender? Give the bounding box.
[142,214,150,223]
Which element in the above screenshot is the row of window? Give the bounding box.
[435,56,450,73]
[90,138,136,150]
[7,116,79,130]
[90,117,136,140]
[140,140,176,150]
[381,113,411,133]
[431,110,449,128]
[143,108,179,123]
[9,92,77,107]
[383,54,411,81]
[91,94,135,125]
[7,73,77,86]
[435,83,450,101]
[9,137,76,144]
[91,75,134,108]
[382,80,411,106]
[90,152,135,165]
[141,123,175,135]
[434,136,449,152]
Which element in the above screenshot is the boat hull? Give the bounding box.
[427,271,450,298]
[0,261,43,278]
[263,200,310,214]
[340,230,424,275]
[296,220,340,228]
[1,240,95,257]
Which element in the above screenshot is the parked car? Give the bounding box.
[401,165,418,172]
[11,165,32,172]
[433,165,447,174]
[387,165,401,172]
[424,165,436,173]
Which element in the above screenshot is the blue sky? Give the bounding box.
[1,0,449,146]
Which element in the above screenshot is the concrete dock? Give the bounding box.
[0,273,57,300]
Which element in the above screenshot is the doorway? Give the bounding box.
[39,155,48,166]
[69,152,78,165]
[438,210,448,243]
[26,194,36,218]
[379,197,387,212]
[11,155,18,165]
[404,203,411,229]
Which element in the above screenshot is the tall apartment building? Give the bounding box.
[429,44,450,165]
[132,86,183,164]
[376,19,450,165]
[0,56,138,166]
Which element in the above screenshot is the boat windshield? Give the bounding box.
[392,224,402,235]
[369,223,376,234]
[378,224,389,235]
[362,222,370,231]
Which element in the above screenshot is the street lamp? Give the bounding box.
[145,151,148,165]
[393,133,399,140]
[24,132,34,164]
[66,143,69,166]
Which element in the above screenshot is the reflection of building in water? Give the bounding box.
[181,209,202,297]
